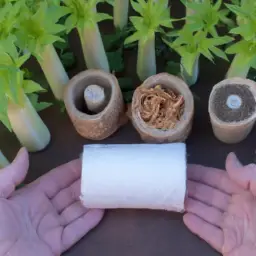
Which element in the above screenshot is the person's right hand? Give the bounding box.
[184,153,256,256]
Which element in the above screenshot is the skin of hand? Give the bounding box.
[0,148,104,256]
[184,152,256,256]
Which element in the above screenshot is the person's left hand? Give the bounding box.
[0,148,104,256]
[184,153,256,256]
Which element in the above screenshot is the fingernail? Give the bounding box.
[229,152,242,167]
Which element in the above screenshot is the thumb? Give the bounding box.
[225,152,256,196]
[0,147,29,198]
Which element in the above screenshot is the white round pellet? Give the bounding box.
[226,94,242,110]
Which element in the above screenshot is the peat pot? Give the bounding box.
[64,69,125,140]
[131,73,194,143]
[209,77,256,144]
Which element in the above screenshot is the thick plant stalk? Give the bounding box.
[226,54,251,78]
[114,0,129,30]
[39,44,69,100]
[7,93,51,152]
[78,24,110,72]
[0,151,9,168]
[137,35,156,81]
[180,56,199,86]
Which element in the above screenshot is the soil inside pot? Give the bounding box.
[73,78,112,115]
[212,84,256,122]
[136,85,184,130]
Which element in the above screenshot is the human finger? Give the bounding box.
[61,209,104,253]
[0,148,29,198]
[60,201,88,226]
[226,152,256,196]
[37,159,81,198]
[188,164,242,195]
[51,179,81,213]
[188,180,231,211]
[185,198,224,228]
[183,213,223,253]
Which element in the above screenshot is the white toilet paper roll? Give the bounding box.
[80,143,187,212]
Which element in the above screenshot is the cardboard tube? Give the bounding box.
[80,143,187,212]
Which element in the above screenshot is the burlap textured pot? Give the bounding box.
[209,77,256,144]
[64,69,125,140]
[131,73,194,143]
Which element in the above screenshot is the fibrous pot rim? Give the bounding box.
[208,77,256,126]
[64,69,119,121]
[131,72,194,138]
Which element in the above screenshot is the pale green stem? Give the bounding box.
[180,56,199,86]
[38,44,69,100]
[226,54,251,79]
[114,0,129,30]
[78,24,110,72]
[7,93,51,152]
[137,35,156,81]
[0,151,9,168]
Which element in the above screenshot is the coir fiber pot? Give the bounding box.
[209,77,256,144]
[131,73,194,143]
[64,69,125,140]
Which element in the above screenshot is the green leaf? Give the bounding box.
[118,77,133,91]
[165,61,180,76]
[226,40,250,55]
[210,46,228,61]
[60,52,75,68]
[28,93,53,112]
[128,0,173,45]
[95,13,113,23]
[131,0,143,15]
[122,90,134,104]
[184,0,231,35]
[22,68,33,79]
[23,80,45,94]
[107,48,124,72]
[35,102,53,112]
[16,53,31,68]
[63,0,111,31]
[124,31,141,45]
[16,0,68,57]
[65,14,77,32]
[102,32,123,51]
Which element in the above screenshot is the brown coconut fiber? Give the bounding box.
[136,85,185,130]
[64,69,126,140]
[209,77,256,144]
[131,73,194,143]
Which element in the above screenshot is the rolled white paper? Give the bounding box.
[80,143,187,212]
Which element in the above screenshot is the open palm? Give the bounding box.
[0,148,104,256]
[184,153,256,256]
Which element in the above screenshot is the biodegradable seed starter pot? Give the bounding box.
[131,73,194,143]
[209,77,256,144]
[64,69,125,140]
